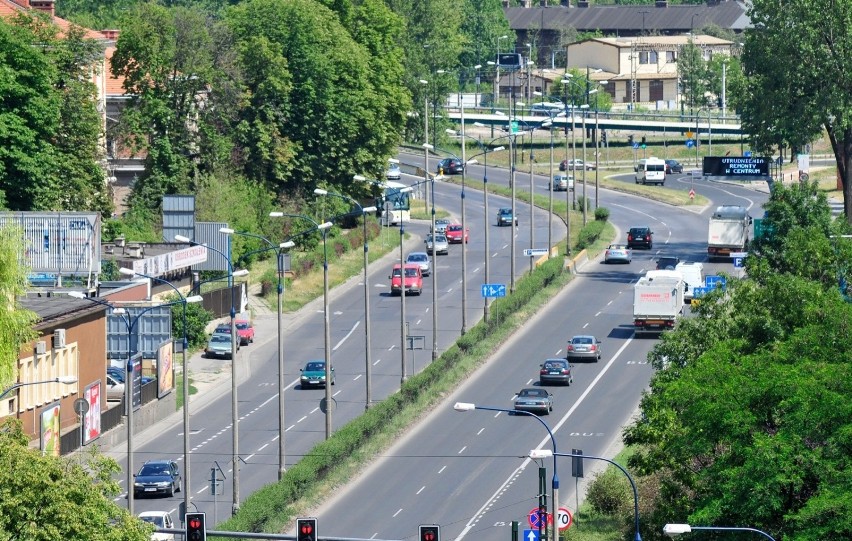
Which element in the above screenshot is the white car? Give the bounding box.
[425,234,449,255]
[386,161,401,180]
[138,511,175,541]
[405,252,432,276]
[432,218,450,234]
[105,373,125,402]
[604,244,632,264]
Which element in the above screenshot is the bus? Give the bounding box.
[377,181,411,226]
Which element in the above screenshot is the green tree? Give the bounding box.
[0,225,37,388]
[741,0,852,223]
[677,38,711,112]
[460,0,512,74]
[0,418,152,541]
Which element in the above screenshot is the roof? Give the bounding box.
[504,2,751,33]
[20,295,107,328]
[0,0,106,40]
[586,35,734,48]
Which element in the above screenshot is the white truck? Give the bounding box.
[707,205,752,260]
[635,156,666,186]
[633,275,684,335]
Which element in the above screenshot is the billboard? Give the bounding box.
[131,244,208,277]
[83,382,102,445]
[157,339,174,399]
[0,212,101,276]
[40,401,61,456]
[496,53,522,69]
[703,156,771,178]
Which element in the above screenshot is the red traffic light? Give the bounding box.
[419,524,440,541]
[185,512,206,541]
[300,523,313,534]
[296,517,318,541]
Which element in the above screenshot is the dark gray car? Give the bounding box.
[539,359,573,386]
[134,460,182,498]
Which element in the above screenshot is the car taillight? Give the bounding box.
[567,345,574,351]
[628,235,633,241]
[590,345,597,351]
[540,369,548,375]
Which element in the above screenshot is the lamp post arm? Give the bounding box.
[688,527,776,541]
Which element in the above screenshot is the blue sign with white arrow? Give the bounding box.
[692,286,709,299]
[686,139,695,148]
[523,530,541,541]
[481,283,507,298]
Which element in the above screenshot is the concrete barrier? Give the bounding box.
[569,249,590,272]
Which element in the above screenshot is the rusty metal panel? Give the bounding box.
[0,212,101,276]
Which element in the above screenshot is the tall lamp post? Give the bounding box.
[540,111,566,255]
[314,188,378,408]
[174,233,248,515]
[268,214,334,438]
[466,135,506,322]
[454,402,559,541]
[116,270,204,516]
[531,449,642,541]
[424,144,438,360]
[664,524,776,541]
[220,230,296,480]
[496,110,527,294]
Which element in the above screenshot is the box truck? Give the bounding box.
[708,205,752,260]
[633,275,684,335]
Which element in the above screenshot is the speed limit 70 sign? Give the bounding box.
[556,508,573,531]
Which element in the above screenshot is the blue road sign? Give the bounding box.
[686,139,695,148]
[744,150,752,157]
[523,530,541,541]
[481,283,507,298]
[733,257,744,268]
[692,286,709,299]
[705,275,727,289]
[632,142,640,150]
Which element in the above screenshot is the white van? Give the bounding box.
[645,269,688,302]
[636,157,666,186]
[675,261,704,300]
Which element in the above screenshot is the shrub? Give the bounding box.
[586,468,632,516]
[594,207,610,221]
[576,220,606,249]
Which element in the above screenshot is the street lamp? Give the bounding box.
[174,233,248,515]
[116,270,203,516]
[496,110,526,294]
[664,524,776,541]
[220,230,297,479]
[467,133,506,322]
[423,144,439,360]
[531,449,642,541]
[315,188,378,408]
[268,214,334,438]
[454,402,559,541]
[580,101,592,225]
[0,376,77,400]
[540,111,566,255]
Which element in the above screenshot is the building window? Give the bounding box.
[639,51,659,65]
[666,51,676,63]
[649,80,664,101]
[17,344,79,413]
[703,49,713,61]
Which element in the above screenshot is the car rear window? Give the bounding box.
[572,337,593,344]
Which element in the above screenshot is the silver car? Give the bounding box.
[425,233,449,255]
[432,218,451,234]
[205,333,236,359]
[513,388,553,415]
[405,252,431,276]
[604,244,633,264]
[567,335,602,362]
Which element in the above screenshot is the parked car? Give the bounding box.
[405,252,431,276]
[552,173,574,191]
[539,359,573,386]
[425,233,449,255]
[300,360,335,388]
[105,373,125,401]
[445,224,469,244]
[235,319,254,345]
[205,333,237,358]
[138,511,175,541]
[386,161,401,180]
[560,159,596,171]
[107,366,154,386]
[437,157,464,175]
[496,207,517,226]
[390,264,424,295]
[133,460,182,498]
[432,218,451,234]
[604,244,633,264]
[665,159,684,174]
[211,325,242,349]
[513,388,553,415]
[566,335,602,362]
[656,256,681,270]
[627,226,653,250]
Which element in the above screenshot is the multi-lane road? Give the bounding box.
[118,156,769,537]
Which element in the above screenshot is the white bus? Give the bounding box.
[377,181,411,226]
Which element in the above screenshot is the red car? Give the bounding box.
[445,224,469,244]
[389,264,423,296]
[235,320,255,345]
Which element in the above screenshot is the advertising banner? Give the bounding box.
[83,382,102,444]
[157,339,174,398]
[40,402,61,456]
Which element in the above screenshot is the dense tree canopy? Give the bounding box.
[742,0,852,223]
[0,225,37,388]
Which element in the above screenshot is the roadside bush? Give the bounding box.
[170,299,214,349]
[576,220,606,250]
[586,467,632,516]
[594,207,610,221]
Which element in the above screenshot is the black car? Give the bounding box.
[627,227,653,249]
[665,159,684,174]
[437,157,464,175]
[656,256,681,270]
[133,460,182,498]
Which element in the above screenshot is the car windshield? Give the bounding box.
[519,389,548,398]
[305,362,325,372]
[499,209,511,215]
[572,337,594,344]
[447,225,462,232]
[139,464,170,476]
[211,335,230,343]
[215,326,231,333]
[407,254,427,262]
[236,322,249,330]
[405,268,419,277]
[140,516,165,527]
[392,268,402,277]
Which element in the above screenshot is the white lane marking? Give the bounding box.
[458,446,467,454]
[525,379,533,385]
[417,319,422,325]
[310,407,319,414]
[393,509,403,518]
[456,337,636,541]
[582,322,589,328]
[388,345,395,351]
[246,453,255,461]
[373,359,382,366]
[257,443,268,452]
[354,374,362,381]
[438,465,447,474]
[298,416,307,423]
[595,311,602,317]
[196,486,208,495]
[333,321,360,351]
[333,390,342,397]
[447,288,453,293]
[477,427,485,435]
[554,349,562,356]
[607,300,613,306]
[417,486,426,495]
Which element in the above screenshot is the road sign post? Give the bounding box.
[523,248,548,257]
[556,508,573,532]
[480,283,506,298]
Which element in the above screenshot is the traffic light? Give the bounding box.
[641,136,647,148]
[297,517,318,541]
[601,130,607,144]
[185,512,206,541]
[420,524,441,541]
[627,134,634,146]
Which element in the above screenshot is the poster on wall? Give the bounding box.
[40,401,61,456]
[157,339,174,399]
[83,382,102,444]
